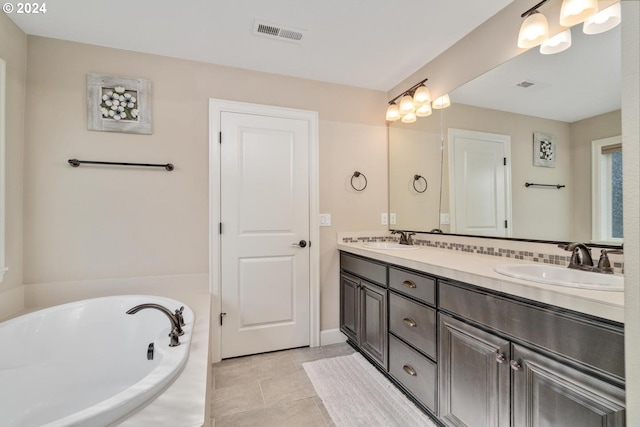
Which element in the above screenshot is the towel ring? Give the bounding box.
[351,171,368,192]
[413,174,427,193]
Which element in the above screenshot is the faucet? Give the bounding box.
[391,230,416,245]
[558,243,594,271]
[594,248,624,274]
[126,303,185,347]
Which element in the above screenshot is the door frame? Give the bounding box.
[447,128,512,237]
[209,99,320,363]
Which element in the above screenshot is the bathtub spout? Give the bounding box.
[126,303,184,347]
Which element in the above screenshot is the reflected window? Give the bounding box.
[592,136,623,244]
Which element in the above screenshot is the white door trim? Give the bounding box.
[209,99,320,363]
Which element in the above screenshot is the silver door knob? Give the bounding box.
[291,240,307,248]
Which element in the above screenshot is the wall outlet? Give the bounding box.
[440,213,450,225]
[319,213,332,226]
[381,213,388,225]
[390,213,397,225]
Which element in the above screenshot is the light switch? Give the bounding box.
[390,213,397,225]
[440,213,450,225]
[319,213,331,226]
[381,213,388,225]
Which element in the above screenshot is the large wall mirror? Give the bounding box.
[389,21,622,246]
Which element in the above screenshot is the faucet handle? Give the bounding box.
[175,306,185,326]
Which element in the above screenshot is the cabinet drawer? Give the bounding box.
[389,267,435,305]
[389,293,436,359]
[389,334,437,412]
[340,253,387,286]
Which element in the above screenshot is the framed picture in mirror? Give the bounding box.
[533,132,556,168]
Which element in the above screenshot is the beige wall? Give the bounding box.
[570,110,622,241]
[0,13,26,318]
[23,37,388,332]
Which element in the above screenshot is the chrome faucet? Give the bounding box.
[126,303,185,347]
[558,243,594,271]
[391,230,416,245]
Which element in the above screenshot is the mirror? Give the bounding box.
[389,23,622,245]
[0,57,6,283]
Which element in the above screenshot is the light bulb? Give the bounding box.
[399,94,415,115]
[432,94,451,109]
[560,0,597,27]
[518,11,549,48]
[540,29,572,55]
[385,103,400,121]
[416,104,432,117]
[583,2,621,35]
[413,85,431,106]
[401,112,417,123]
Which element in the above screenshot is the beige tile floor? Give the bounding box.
[210,343,356,427]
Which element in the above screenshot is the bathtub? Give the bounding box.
[0,295,194,427]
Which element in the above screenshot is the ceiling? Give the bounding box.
[7,0,513,91]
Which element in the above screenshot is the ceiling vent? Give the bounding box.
[253,20,305,43]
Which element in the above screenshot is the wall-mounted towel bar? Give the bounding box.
[68,159,174,171]
[525,182,565,189]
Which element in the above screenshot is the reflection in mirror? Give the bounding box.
[388,22,622,245]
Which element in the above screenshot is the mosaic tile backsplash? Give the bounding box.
[340,233,624,274]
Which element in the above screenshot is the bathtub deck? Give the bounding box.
[210,343,355,426]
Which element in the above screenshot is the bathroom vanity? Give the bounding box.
[338,245,625,427]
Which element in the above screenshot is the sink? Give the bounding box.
[362,242,420,251]
[494,264,623,291]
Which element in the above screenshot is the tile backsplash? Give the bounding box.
[339,231,624,274]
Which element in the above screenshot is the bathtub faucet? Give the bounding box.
[126,303,184,347]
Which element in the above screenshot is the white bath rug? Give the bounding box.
[303,352,437,427]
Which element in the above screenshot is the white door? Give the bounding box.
[220,111,310,358]
[448,129,511,237]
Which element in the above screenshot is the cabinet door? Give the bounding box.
[339,273,359,343]
[439,314,510,427]
[512,344,625,427]
[360,280,388,370]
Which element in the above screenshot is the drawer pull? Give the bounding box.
[495,352,506,364]
[510,360,522,371]
[402,364,417,377]
[402,280,417,289]
[403,317,417,328]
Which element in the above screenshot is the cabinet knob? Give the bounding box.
[495,352,506,364]
[510,360,522,371]
[403,317,417,328]
[402,364,417,377]
[402,280,417,289]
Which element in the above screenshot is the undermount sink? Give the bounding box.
[494,264,623,291]
[362,242,420,251]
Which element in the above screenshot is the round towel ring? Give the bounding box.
[351,171,368,192]
[413,174,427,193]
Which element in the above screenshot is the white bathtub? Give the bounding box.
[0,295,194,427]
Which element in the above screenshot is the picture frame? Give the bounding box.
[533,132,556,167]
[87,74,152,135]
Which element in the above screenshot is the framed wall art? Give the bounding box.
[533,132,556,168]
[87,74,152,135]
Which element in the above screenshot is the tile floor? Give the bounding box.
[210,343,356,427]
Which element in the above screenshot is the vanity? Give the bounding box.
[338,243,625,427]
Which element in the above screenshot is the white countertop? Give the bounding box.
[338,243,624,323]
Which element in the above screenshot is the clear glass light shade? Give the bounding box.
[385,103,400,121]
[518,12,549,48]
[540,29,572,54]
[583,2,621,35]
[432,94,451,109]
[416,104,432,117]
[560,0,597,27]
[399,94,415,115]
[413,85,431,106]
[401,111,417,123]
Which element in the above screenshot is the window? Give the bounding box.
[591,136,623,244]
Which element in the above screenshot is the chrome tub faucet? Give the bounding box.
[126,303,185,347]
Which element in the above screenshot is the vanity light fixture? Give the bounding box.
[432,94,451,110]
[518,10,549,48]
[583,2,621,34]
[385,77,432,122]
[540,28,572,54]
[559,0,597,27]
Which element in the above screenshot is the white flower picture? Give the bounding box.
[533,132,556,167]
[88,74,152,134]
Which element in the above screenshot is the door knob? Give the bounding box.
[291,240,307,248]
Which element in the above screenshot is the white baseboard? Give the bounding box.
[320,328,347,346]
